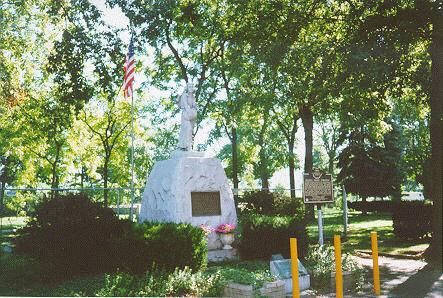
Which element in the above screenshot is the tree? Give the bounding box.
[338,124,405,214]
[316,115,341,175]
[341,0,442,269]
[108,0,224,137]
[80,99,131,207]
[12,96,73,193]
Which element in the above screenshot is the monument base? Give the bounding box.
[208,248,239,263]
[139,151,237,250]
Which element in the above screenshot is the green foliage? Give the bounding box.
[348,200,391,213]
[122,222,208,273]
[305,245,364,290]
[338,126,404,200]
[14,193,128,280]
[206,265,275,290]
[5,191,40,216]
[240,190,303,216]
[392,201,432,240]
[96,267,223,297]
[0,254,43,296]
[239,214,308,260]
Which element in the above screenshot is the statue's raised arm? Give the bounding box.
[177,82,197,151]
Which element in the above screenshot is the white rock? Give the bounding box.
[139,151,237,250]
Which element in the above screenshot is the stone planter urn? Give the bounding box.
[330,271,355,291]
[219,233,234,249]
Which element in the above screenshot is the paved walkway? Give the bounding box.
[300,256,442,297]
[357,256,443,297]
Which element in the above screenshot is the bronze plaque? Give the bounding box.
[303,170,334,204]
[191,191,221,216]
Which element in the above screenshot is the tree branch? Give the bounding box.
[165,21,188,82]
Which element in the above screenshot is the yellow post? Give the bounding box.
[371,231,381,295]
[334,235,343,298]
[290,238,300,298]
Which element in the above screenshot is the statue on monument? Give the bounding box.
[177,82,197,151]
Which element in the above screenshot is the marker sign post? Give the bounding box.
[303,170,333,245]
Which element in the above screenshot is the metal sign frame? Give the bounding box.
[303,170,334,204]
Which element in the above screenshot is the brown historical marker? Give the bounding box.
[191,191,221,216]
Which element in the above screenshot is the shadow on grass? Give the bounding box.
[390,264,443,297]
[307,209,429,255]
[0,254,105,296]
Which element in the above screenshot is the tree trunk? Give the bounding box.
[103,158,109,208]
[0,181,4,217]
[259,147,270,191]
[428,9,443,271]
[80,166,85,188]
[301,105,315,220]
[289,141,296,198]
[258,114,270,190]
[361,195,367,215]
[231,127,240,203]
[328,153,335,175]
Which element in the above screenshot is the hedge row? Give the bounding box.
[14,194,207,280]
[348,200,395,213]
[392,201,432,240]
[239,190,303,216]
[239,214,308,260]
[348,200,432,240]
[14,193,309,281]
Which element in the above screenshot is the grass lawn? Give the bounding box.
[0,254,106,296]
[307,208,429,256]
[0,216,28,230]
[0,217,28,246]
[0,254,271,296]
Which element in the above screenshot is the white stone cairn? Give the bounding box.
[139,152,238,249]
[177,83,197,151]
[139,81,238,251]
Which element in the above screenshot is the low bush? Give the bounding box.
[348,200,395,213]
[348,200,432,240]
[96,267,223,297]
[14,193,128,279]
[305,245,364,291]
[121,222,208,273]
[239,214,308,260]
[240,190,303,216]
[392,201,432,240]
[206,263,275,290]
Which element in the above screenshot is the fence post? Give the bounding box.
[343,185,348,236]
[334,235,343,298]
[117,189,120,216]
[317,205,324,245]
[290,238,300,298]
[371,231,381,295]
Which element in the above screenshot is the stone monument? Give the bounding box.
[139,83,238,252]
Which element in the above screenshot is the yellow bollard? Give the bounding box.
[334,235,343,298]
[371,231,381,295]
[290,238,300,298]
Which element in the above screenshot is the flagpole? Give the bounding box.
[129,90,135,221]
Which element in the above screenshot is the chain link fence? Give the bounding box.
[0,186,347,227]
[0,186,346,212]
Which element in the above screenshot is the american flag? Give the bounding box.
[123,37,135,98]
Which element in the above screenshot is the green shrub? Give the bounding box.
[14,193,128,279]
[348,200,394,213]
[239,214,308,260]
[96,267,223,297]
[305,245,364,290]
[96,271,147,297]
[392,201,432,240]
[165,267,223,297]
[123,222,208,273]
[240,190,303,216]
[206,266,275,290]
